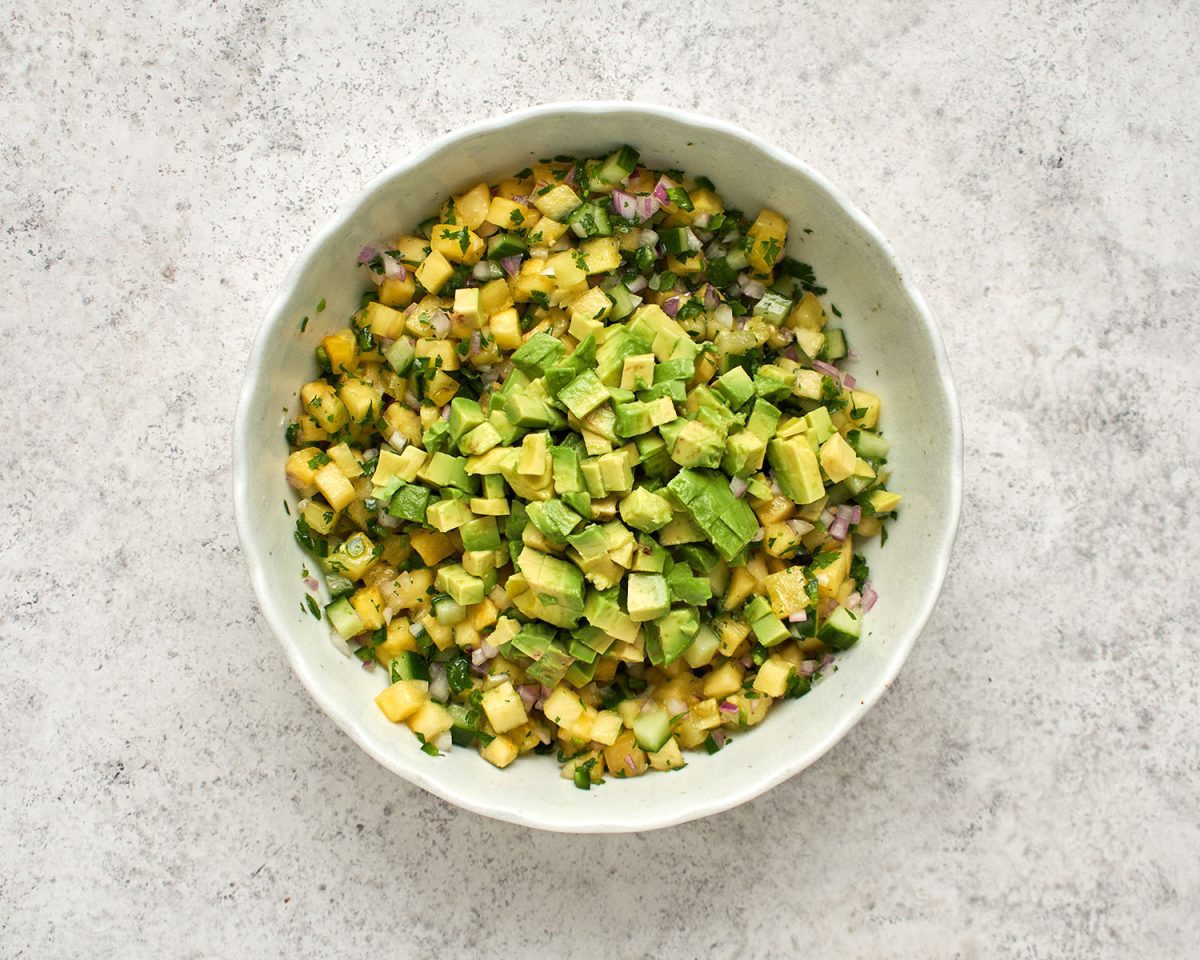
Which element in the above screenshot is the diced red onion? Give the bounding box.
[361,660,376,671]
[751,526,765,543]
[381,253,406,280]
[469,330,481,356]
[429,310,450,339]
[781,346,798,361]
[611,189,639,220]
[845,591,862,610]
[862,583,878,612]
[357,246,377,264]
[770,480,783,497]
[304,577,319,592]
[703,285,719,309]
[636,194,662,220]
[837,504,862,524]
[819,508,835,527]
[787,518,814,537]
[564,166,576,186]
[536,727,551,745]
[788,610,808,623]
[403,391,420,410]
[719,700,738,714]
[434,731,453,752]
[625,756,636,773]
[662,296,680,317]
[481,641,498,659]
[403,302,419,316]
[296,498,309,512]
[821,652,836,669]
[511,194,530,205]
[729,476,748,498]
[711,729,727,748]
[823,598,839,617]
[410,622,425,637]
[639,698,657,714]
[740,655,754,668]
[471,261,494,281]
[501,256,521,278]
[440,404,451,421]
[387,432,407,452]
[470,646,489,667]
[799,659,818,677]
[652,178,671,204]
[704,240,726,259]
[626,274,648,294]
[517,684,539,710]
[735,317,747,330]
[842,373,857,389]
[812,360,840,379]
[829,515,850,541]
[847,350,860,360]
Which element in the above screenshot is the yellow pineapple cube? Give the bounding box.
[321,329,358,374]
[579,237,621,274]
[414,337,460,372]
[648,737,686,771]
[746,208,788,274]
[301,380,348,431]
[541,686,584,727]
[325,442,361,479]
[407,700,454,741]
[350,586,385,631]
[338,379,381,425]
[430,222,484,265]
[378,275,416,308]
[589,710,623,746]
[408,530,455,566]
[547,250,586,289]
[453,287,482,327]
[481,734,518,768]
[753,655,794,698]
[455,182,491,230]
[364,301,406,339]
[482,681,528,734]
[285,447,323,491]
[302,498,338,534]
[374,619,418,664]
[415,250,454,293]
[489,307,522,349]
[526,216,567,246]
[532,183,581,221]
[313,461,355,511]
[375,679,428,723]
[425,370,459,406]
[702,660,744,699]
[390,235,431,265]
[484,195,530,230]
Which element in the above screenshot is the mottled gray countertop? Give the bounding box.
[3,2,1197,957]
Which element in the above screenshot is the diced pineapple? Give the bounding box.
[378,275,416,308]
[478,278,514,316]
[762,521,803,559]
[285,447,324,490]
[382,403,421,446]
[532,183,581,221]
[375,679,428,723]
[848,390,881,429]
[364,301,406,338]
[868,489,901,514]
[723,565,758,610]
[425,370,459,406]
[390,567,435,609]
[314,461,355,511]
[408,530,455,566]
[481,734,518,768]
[482,681,528,734]
[301,380,348,431]
[702,660,744,699]
[542,686,584,727]
[407,700,454,741]
[579,237,621,274]
[753,655,794,698]
[374,618,418,664]
[762,565,809,618]
[390,235,432,265]
[648,737,686,771]
[327,531,378,580]
[746,208,788,274]
[588,710,623,746]
[350,586,385,631]
[527,216,568,246]
[484,195,530,230]
[602,731,648,778]
[324,442,361,479]
[302,498,338,534]
[415,250,454,293]
[456,182,491,230]
[489,307,522,350]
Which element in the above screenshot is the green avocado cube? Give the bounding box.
[448,397,485,444]
[559,370,610,419]
[613,400,653,438]
[516,546,586,627]
[387,482,431,523]
[435,563,486,606]
[654,356,696,384]
[667,564,712,606]
[459,421,502,456]
[618,487,674,533]
[767,437,826,504]
[459,516,501,552]
[510,332,564,378]
[583,586,641,642]
[580,459,606,498]
[597,451,634,492]
[746,399,782,442]
[634,432,672,477]
[752,290,793,324]
[596,328,653,385]
[638,380,686,403]
[670,419,724,469]
[526,498,583,544]
[753,364,793,401]
[488,409,521,445]
[505,392,554,429]
[803,405,836,444]
[632,533,667,572]
[568,524,609,563]
[551,445,584,494]
[713,366,755,409]
[511,622,556,659]
[422,418,451,453]
[418,451,477,494]
[426,498,474,532]
[526,641,575,688]
[626,572,671,622]
[653,607,701,665]
[621,354,656,390]
[722,430,767,477]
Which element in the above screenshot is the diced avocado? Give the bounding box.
[819,605,861,650]
[526,498,583,543]
[639,380,685,404]
[665,468,761,562]
[466,446,515,477]
[803,406,836,444]
[721,430,767,477]
[510,332,564,378]
[519,431,549,475]
[596,327,653,386]
[505,391,554,429]
[713,366,755,409]
[574,624,619,655]
[653,607,700,665]
[459,421,502,455]
[422,418,451,453]
[666,564,711,606]
[551,445,585,495]
[583,586,640,642]
[674,542,718,571]
[487,409,521,445]
[580,459,606,498]
[545,335,597,397]
[607,385,636,405]
[633,432,672,477]
[621,354,656,390]
[564,658,598,689]
[435,563,486,606]
[597,451,634,492]
[753,364,794,401]
[618,487,673,533]
[567,637,599,664]
[658,510,706,546]
[418,451,477,494]
[504,500,528,541]
[388,482,431,523]
[613,400,654,438]
[526,641,576,687]
[670,419,724,469]
[559,371,610,419]
[654,356,696,384]
[481,473,506,500]
[511,621,556,659]
[746,399,782,442]
[426,497,474,532]
[626,572,670,622]
[448,397,485,444]
[516,546,585,627]
[631,533,668,572]
[767,437,825,505]
[459,516,500,552]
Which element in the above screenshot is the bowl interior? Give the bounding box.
[234,104,961,832]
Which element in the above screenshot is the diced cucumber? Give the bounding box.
[325,597,364,640]
[390,650,430,682]
[820,328,847,361]
[683,624,721,669]
[847,429,890,461]
[433,595,467,625]
[633,705,672,752]
[325,573,356,599]
[595,145,640,185]
[607,283,642,320]
[567,202,612,238]
[752,290,793,324]
[384,336,415,375]
[487,232,528,260]
[819,605,862,650]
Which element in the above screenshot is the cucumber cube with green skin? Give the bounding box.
[654,356,696,384]
[803,406,836,444]
[487,232,528,260]
[388,482,431,523]
[389,650,430,682]
[448,397,485,444]
[526,640,575,687]
[459,421,502,455]
[619,487,673,533]
[567,202,612,238]
[819,605,862,650]
[633,705,672,752]
[746,398,782,442]
[847,429,891,461]
[384,336,416,375]
[819,328,847,361]
[767,437,826,505]
[607,284,642,321]
[594,144,640,185]
[752,290,793,324]
[426,498,474,532]
[559,371,610,419]
[713,366,755,409]
[753,365,793,401]
[626,572,670,622]
[510,332,564,378]
[459,516,501,552]
[325,572,356,599]
[434,595,467,625]
[654,606,701,664]
[526,498,583,543]
[613,401,654,438]
[660,227,694,256]
[325,597,365,640]
[435,564,486,606]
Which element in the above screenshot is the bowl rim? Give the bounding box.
[233,100,964,833]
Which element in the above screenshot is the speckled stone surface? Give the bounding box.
[3,2,1197,956]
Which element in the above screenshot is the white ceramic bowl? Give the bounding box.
[233,102,962,833]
